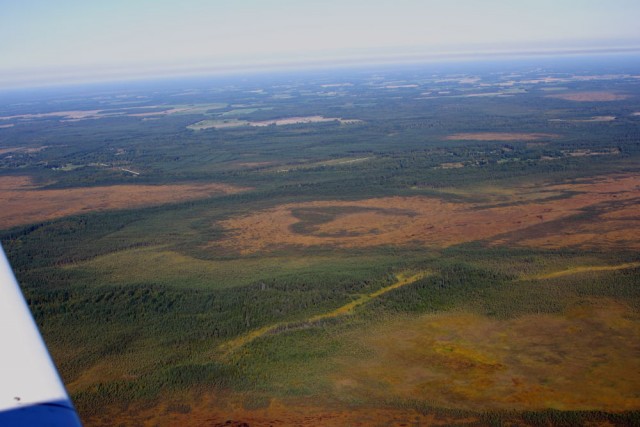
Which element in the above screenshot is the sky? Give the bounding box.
[1,0,639,88]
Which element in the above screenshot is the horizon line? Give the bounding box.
[2,43,640,92]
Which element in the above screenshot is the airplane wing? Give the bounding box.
[0,245,82,426]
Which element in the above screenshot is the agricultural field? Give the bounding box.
[1,53,640,426]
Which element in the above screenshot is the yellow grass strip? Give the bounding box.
[220,272,429,357]
[309,272,429,322]
[526,262,640,281]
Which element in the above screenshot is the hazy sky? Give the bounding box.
[1,0,639,87]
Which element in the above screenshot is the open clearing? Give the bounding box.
[333,300,640,411]
[187,116,361,130]
[0,110,104,120]
[0,104,228,123]
[0,176,247,229]
[217,174,640,253]
[126,103,227,118]
[230,161,274,169]
[445,132,557,141]
[547,91,631,101]
[0,145,50,155]
[65,247,391,291]
[269,156,372,173]
[549,115,616,123]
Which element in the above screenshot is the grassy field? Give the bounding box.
[1,55,640,425]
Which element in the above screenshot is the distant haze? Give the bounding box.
[1,0,640,88]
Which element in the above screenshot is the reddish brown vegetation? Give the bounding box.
[85,394,478,427]
[0,176,248,229]
[217,174,640,253]
[547,91,631,102]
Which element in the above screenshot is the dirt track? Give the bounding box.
[220,272,429,357]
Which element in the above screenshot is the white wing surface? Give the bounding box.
[0,245,82,426]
